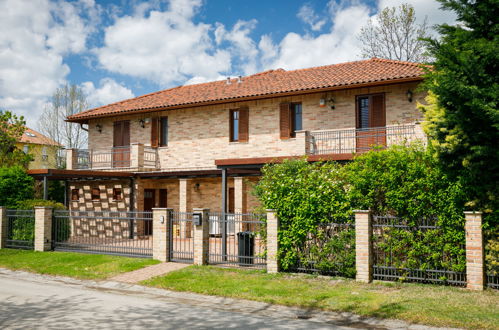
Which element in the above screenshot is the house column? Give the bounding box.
[355,210,373,283]
[130,143,144,170]
[234,177,245,232]
[66,149,77,170]
[0,207,7,248]
[465,211,485,290]
[193,208,210,265]
[34,207,53,252]
[179,179,192,238]
[295,130,310,155]
[153,208,172,262]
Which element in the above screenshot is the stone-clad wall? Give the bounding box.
[87,82,424,170]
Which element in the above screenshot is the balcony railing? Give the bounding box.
[308,124,424,155]
[68,144,159,171]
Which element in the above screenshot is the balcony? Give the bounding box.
[67,143,159,172]
[307,124,425,156]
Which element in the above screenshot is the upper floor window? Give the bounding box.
[42,147,48,161]
[160,117,168,147]
[91,188,101,201]
[229,107,249,142]
[356,94,385,129]
[23,145,29,154]
[279,102,303,139]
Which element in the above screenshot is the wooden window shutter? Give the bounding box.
[279,103,291,139]
[113,121,120,147]
[370,94,386,128]
[151,117,159,148]
[238,107,249,142]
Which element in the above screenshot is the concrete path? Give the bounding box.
[111,262,190,283]
[0,268,456,330]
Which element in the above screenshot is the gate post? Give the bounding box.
[153,208,172,262]
[0,207,7,249]
[266,210,279,273]
[34,207,53,252]
[193,208,210,265]
[355,210,373,283]
[465,211,485,290]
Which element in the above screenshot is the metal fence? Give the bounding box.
[52,210,153,258]
[169,212,194,262]
[207,212,266,269]
[373,215,467,286]
[5,209,35,249]
[288,216,356,277]
[485,229,498,290]
[308,124,418,155]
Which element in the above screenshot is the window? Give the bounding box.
[42,147,48,161]
[113,188,122,201]
[71,189,79,201]
[291,103,302,137]
[91,188,101,201]
[230,110,239,141]
[160,117,168,146]
[356,94,385,129]
[23,145,29,154]
[229,107,249,142]
[280,103,302,139]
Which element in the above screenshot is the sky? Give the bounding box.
[0,0,456,128]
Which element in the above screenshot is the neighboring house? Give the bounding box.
[28,58,427,214]
[18,127,62,170]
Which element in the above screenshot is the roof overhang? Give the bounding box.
[28,169,134,180]
[215,153,354,168]
[66,77,423,124]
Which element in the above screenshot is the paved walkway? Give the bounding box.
[111,262,190,283]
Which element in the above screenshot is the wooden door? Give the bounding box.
[113,121,130,167]
[356,94,386,153]
[159,189,168,208]
[143,189,155,235]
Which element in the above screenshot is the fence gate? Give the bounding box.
[52,210,153,258]
[169,212,194,262]
[5,209,35,249]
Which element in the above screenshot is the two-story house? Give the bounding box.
[18,127,62,170]
[29,58,426,216]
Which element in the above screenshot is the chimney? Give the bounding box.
[226,77,231,85]
[238,75,242,83]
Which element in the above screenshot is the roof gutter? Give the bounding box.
[66,77,423,124]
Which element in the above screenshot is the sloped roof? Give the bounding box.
[67,58,425,123]
[18,127,62,147]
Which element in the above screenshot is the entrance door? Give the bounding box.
[159,189,168,208]
[113,120,130,167]
[356,94,386,153]
[143,189,155,235]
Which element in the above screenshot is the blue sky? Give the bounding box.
[0,0,455,128]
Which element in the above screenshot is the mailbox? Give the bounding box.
[193,212,202,226]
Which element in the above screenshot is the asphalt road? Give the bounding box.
[0,270,353,330]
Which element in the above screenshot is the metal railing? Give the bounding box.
[308,124,421,155]
[170,212,194,262]
[208,212,267,269]
[6,209,35,249]
[52,210,153,258]
[372,215,467,286]
[74,146,159,170]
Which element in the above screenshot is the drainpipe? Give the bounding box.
[43,176,49,200]
[221,168,227,261]
[64,180,68,207]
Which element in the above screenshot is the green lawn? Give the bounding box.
[0,249,159,279]
[143,266,499,330]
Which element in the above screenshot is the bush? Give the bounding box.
[0,166,34,207]
[14,199,66,210]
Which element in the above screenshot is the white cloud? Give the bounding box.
[81,78,135,107]
[95,0,231,87]
[0,0,98,127]
[297,4,326,31]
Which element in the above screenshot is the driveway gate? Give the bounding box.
[169,212,194,262]
[52,210,153,258]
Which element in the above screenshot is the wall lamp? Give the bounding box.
[96,124,102,133]
[407,90,413,103]
[319,97,335,110]
[139,118,150,128]
[194,183,200,191]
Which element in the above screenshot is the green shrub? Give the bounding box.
[0,166,34,207]
[14,199,66,210]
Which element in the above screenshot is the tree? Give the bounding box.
[420,0,498,223]
[38,84,88,150]
[0,110,32,168]
[0,166,34,207]
[358,3,430,62]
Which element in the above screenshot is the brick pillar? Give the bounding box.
[153,208,172,262]
[465,211,485,290]
[34,207,53,252]
[130,143,144,170]
[0,207,7,248]
[66,149,76,170]
[295,130,310,155]
[266,210,279,273]
[193,208,210,265]
[355,210,373,283]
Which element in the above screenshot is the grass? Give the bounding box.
[143,266,499,329]
[0,249,159,280]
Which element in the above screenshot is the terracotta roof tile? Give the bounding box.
[68,58,425,122]
[19,127,62,146]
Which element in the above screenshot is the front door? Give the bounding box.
[356,94,386,153]
[143,189,155,235]
[113,120,130,167]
